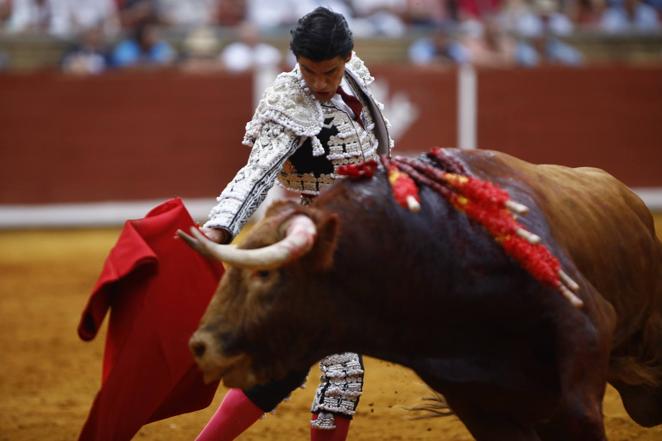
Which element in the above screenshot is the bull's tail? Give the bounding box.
[406,393,455,419]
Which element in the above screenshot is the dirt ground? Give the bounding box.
[1,216,661,440]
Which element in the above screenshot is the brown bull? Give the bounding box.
[180,148,662,441]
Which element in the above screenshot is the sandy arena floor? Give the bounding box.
[1,217,661,440]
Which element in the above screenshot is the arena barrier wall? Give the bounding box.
[1,66,660,225]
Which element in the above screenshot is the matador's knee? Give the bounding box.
[310,352,364,430]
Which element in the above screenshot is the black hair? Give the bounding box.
[289,7,353,61]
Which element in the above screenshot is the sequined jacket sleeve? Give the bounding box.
[203,123,301,238]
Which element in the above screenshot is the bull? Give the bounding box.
[180,148,662,440]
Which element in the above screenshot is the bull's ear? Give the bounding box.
[306,211,340,272]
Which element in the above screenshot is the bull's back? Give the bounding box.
[452,149,662,345]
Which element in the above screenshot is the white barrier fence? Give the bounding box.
[1,187,661,229]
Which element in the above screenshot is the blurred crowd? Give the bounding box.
[0,0,660,73]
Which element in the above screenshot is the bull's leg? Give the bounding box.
[536,290,611,441]
[535,394,607,441]
[609,312,662,427]
[610,380,662,427]
[534,353,608,441]
[444,395,542,441]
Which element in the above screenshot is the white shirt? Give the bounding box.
[219,42,282,72]
[158,0,219,27]
[7,0,53,33]
[8,0,118,37]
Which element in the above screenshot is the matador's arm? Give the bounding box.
[203,122,302,239]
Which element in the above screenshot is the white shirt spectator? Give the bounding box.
[52,0,119,37]
[7,0,54,33]
[219,21,282,72]
[247,0,299,29]
[220,41,282,72]
[516,11,574,37]
[498,0,573,37]
[349,0,406,36]
[351,0,405,16]
[8,0,118,37]
[293,1,353,20]
[158,0,219,28]
[248,1,354,31]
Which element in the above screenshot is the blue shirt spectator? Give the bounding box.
[409,31,470,65]
[601,0,660,33]
[111,20,175,68]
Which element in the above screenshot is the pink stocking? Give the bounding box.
[195,389,264,441]
[310,414,351,441]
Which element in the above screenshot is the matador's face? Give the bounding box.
[298,54,351,103]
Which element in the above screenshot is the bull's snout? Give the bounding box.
[189,330,217,365]
[188,330,254,387]
[189,330,238,360]
[190,336,208,359]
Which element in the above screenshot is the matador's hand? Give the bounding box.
[201,227,231,244]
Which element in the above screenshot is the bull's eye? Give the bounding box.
[254,270,271,280]
[248,270,278,306]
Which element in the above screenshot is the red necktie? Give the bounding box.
[336,87,364,128]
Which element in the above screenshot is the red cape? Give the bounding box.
[78,198,223,441]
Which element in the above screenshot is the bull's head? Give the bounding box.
[178,201,340,388]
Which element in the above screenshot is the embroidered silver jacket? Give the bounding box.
[204,53,393,238]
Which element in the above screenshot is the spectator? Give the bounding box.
[216,0,246,27]
[0,0,11,26]
[54,0,119,37]
[293,0,353,20]
[600,0,660,32]
[567,0,604,26]
[499,0,583,66]
[246,0,354,31]
[246,0,299,29]
[7,0,119,37]
[110,20,174,68]
[179,25,223,71]
[0,0,10,68]
[218,21,282,71]
[6,0,54,34]
[350,0,408,36]
[118,0,158,30]
[408,27,470,64]
[408,19,516,67]
[157,0,219,28]
[61,24,110,74]
[402,0,453,28]
[645,0,662,14]
[499,0,560,35]
[458,0,503,20]
[459,18,517,66]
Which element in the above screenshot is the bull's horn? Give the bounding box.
[177,215,317,269]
